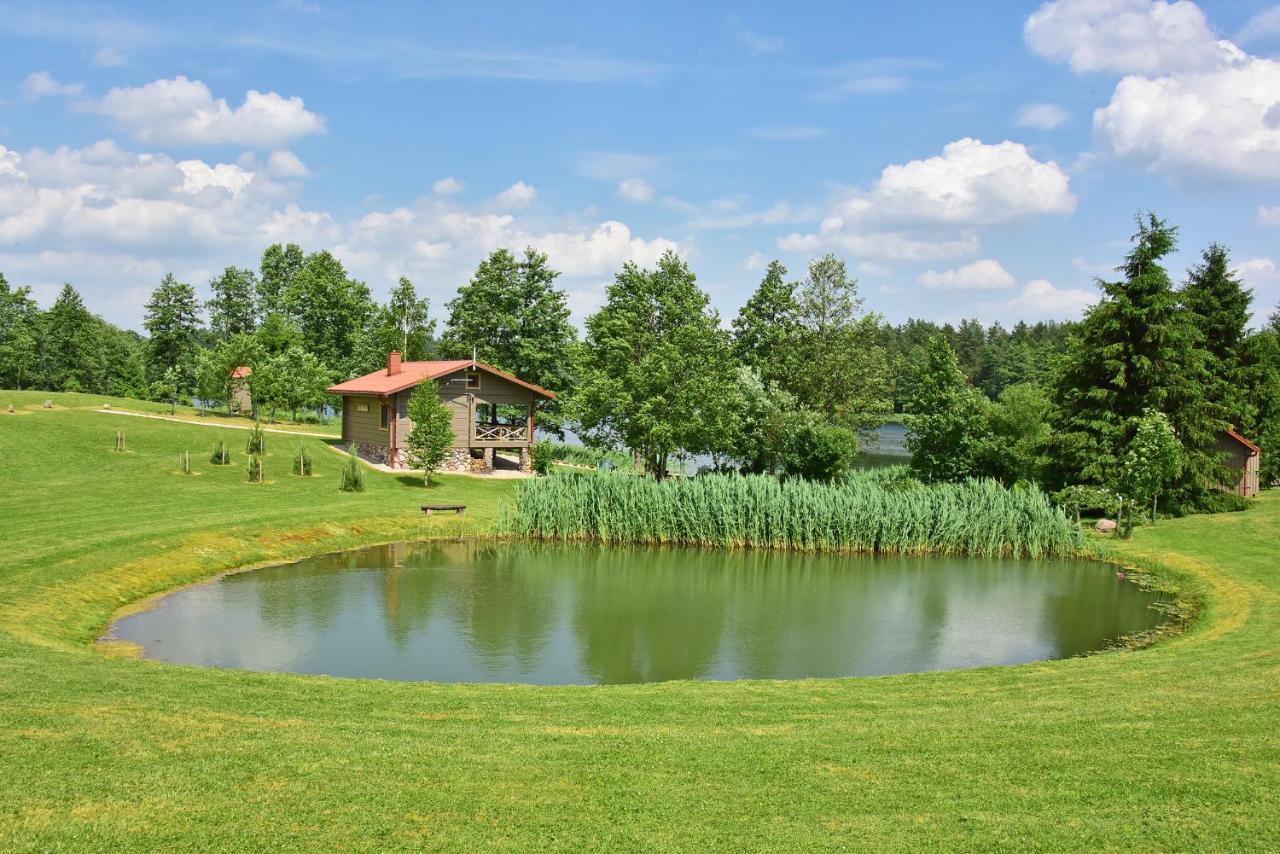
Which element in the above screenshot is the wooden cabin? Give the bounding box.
[326,352,554,473]
[1216,429,1261,498]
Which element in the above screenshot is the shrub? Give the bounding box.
[339,444,365,492]
[246,422,265,455]
[503,471,1080,559]
[210,440,231,465]
[530,440,556,476]
[292,444,313,476]
[246,454,263,483]
[782,424,858,482]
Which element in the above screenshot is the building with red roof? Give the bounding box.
[326,352,554,473]
[1216,429,1261,497]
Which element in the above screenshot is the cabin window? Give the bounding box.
[465,371,481,389]
[356,402,369,413]
[380,402,390,430]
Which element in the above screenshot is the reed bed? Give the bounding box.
[504,471,1081,558]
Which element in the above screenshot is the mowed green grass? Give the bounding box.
[0,394,1277,851]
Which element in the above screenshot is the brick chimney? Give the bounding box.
[387,351,402,376]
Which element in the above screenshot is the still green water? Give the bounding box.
[110,542,1167,685]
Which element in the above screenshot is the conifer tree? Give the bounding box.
[1181,243,1252,423]
[905,336,991,482]
[1049,214,1225,508]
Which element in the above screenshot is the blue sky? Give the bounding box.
[2,0,1280,331]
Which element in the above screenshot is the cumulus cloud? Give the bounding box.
[494,180,536,209]
[21,71,83,99]
[991,278,1098,320]
[1093,52,1280,181]
[80,76,326,146]
[919,259,1016,290]
[0,139,681,328]
[741,251,767,271]
[779,138,1073,261]
[1028,1,1280,183]
[1234,257,1277,279]
[266,150,309,178]
[1024,0,1228,74]
[432,176,464,195]
[1014,102,1070,129]
[617,178,655,203]
[1259,205,1280,225]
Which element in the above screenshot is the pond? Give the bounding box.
[108,542,1169,685]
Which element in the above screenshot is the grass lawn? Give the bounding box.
[0,389,341,436]
[0,394,1277,850]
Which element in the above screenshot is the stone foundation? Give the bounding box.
[519,446,532,473]
[354,442,409,468]
[442,448,472,473]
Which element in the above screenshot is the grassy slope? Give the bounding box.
[0,389,341,436]
[0,396,1277,851]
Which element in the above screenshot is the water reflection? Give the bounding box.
[111,542,1168,685]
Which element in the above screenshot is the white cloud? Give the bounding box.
[432,176,464,195]
[858,261,891,276]
[1259,205,1280,225]
[813,76,908,102]
[1238,6,1280,43]
[0,139,682,329]
[1025,0,1228,74]
[92,47,127,67]
[781,138,1074,261]
[494,180,536,209]
[266,149,309,178]
[1234,257,1277,279]
[843,138,1076,226]
[919,259,1016,291]
[81,76,326,146]
[751,126,825,141]
[617,178,655,203]
[996,278,1097,319]
[742,251,767,271]
[21,71,83,99]
[1014,102,1071,129]
[694,201,815,231]
[1093,53,1280,181]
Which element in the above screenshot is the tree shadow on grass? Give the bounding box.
[395,475,449,489]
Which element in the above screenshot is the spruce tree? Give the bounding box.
[207,266,260,338]
[143,273,202,390]
[1180,243,1253,424]
[1049,214,1225,509]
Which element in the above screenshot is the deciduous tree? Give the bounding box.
[405,381,455,484]
[207,266,259,338]
[905,336,991,482]
[143,273,202,389]
[572,251,740,477]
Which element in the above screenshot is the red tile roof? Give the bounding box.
[1224,429,1260,455]
[230,366,252,379]
[326,360,555,399]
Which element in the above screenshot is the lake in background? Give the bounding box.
[110,541,1167,685]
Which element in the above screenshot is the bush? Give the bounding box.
[782,424,858,482]
[530,440,555,476]
[246,454,263,483]
[546,442,634,470]
[246,422,265,455]
[339,444,365,492]
[504,471,1081,559]
[210,440,231,465]
[292,444,313,476]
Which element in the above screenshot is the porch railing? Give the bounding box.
[473,422,529,442]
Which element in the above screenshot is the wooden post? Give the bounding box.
[527,402,535,443]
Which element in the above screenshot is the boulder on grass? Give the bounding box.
[1095,518,1117,533]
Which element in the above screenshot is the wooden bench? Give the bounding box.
[422,504,466,515]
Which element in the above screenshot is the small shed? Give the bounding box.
[1216,429,1260,497]
[230,366,252,414]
